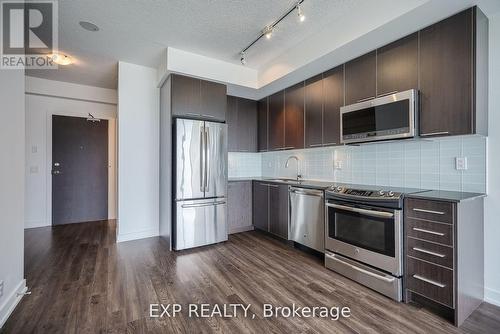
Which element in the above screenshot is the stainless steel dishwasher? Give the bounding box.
[289,187,325,252]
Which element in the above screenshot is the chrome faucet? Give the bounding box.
[285,155,302,181]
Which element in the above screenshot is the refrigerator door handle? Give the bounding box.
[205,126,210,192]
[200,125,205,193]
[181,200,226,208]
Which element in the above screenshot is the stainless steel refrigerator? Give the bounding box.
[173,118,227,250]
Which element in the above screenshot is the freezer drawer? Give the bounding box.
[289,187,325,252]
[174,198,227,250]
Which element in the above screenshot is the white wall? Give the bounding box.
[117,62,159,242]
[24,77,118,228]
[0,70,26,327]
[484,12,500,306]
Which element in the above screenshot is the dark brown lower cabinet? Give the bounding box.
[268,184,288,239]
[252,182,269,231]
[404,196,484,326]
[252,181,288,239]
[228,181,253,234]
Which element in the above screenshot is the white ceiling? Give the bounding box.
[26,0,500,92]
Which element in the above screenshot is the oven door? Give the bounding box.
[325,200,402,276]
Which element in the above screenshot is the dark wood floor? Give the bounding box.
[2,221,499,333]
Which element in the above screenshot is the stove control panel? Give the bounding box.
[329,186,402,199]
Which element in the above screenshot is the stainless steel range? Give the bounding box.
[324,184,419,301]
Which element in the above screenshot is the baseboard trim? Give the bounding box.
[484,287,500,307]
[0,279,27,329]
[117,228,159,243]
[24,220,50,229]
[229,225,254,234]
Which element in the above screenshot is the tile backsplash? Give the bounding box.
[228,152,262,178]
[229,135,487,193]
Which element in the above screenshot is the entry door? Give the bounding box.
[52,115,108,225]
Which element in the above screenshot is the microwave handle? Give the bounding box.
[326,203,394,218]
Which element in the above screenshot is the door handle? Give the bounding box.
[204,126,210,192]
[181,201,226,208]
[200,125,205,192]
[326,203,394,218]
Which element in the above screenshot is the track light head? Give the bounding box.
[240,52,247,65]
[263,26,273,39]
[297,3,305,22]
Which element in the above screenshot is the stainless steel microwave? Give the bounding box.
[340,89,418,144]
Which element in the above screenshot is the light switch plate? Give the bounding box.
[455,157,468,170]
[334,161,343,170]
[31,146,37,153]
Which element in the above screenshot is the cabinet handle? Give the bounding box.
[309,144,323,147]
[420,131,449,137]
[322,142,337,146]
[413,208,445,215]
[412,227,445,236]
[268,184,279,188]
[412,275,446,288]
[357,96,376,103]
[412,247,446,258]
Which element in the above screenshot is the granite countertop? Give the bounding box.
[228,177,487,202]
[406,190,486,203]
[228,177,333,190]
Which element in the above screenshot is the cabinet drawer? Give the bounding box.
[407,237,453,269]
[406,218,453,246]
[406,257,454,307]
[406,198,454,224]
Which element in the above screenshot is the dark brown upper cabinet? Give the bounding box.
[171,74,227,121]
[345,51,376,105]
[227,96,238,152]
[200,80,226,121]
[376,32,419,96]
[257,98,268,152]
[268,90,285,150]
[305,74,324,148]
[285,82,305,149]
[323,66,344,146]
[227,96,258,152]
[419,7,487,137]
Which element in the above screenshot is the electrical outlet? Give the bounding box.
[455,157,468,170]
[0,280,4,298]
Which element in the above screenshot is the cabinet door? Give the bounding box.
[305,74,323,148]
[268,91,285,150]
[285,82,305,150]
[269,184,288,239]
[419,9,473,136]
[257,98,268,152]
[377,33,418,96]
[228,181,252,233]
[227,96,239,152]
[171,75,200,117]
[200,80,226,121]
[323,66,343,146]
[252,182,269,231]
[345,51,376,105]
[238,98,258,152]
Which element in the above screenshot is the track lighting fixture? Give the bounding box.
[238,0,306,66]
[263,26,274,39]
[240,52,247,65]
[297,3,305,22]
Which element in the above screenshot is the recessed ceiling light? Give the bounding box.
[79,21,99,32]
[50,53,73,65]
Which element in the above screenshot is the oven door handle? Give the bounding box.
[326,203,394,218]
